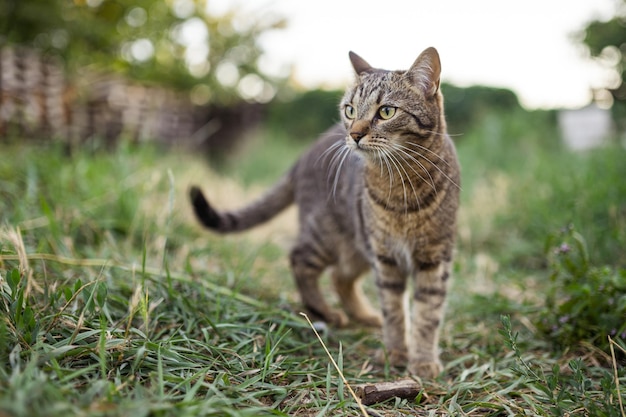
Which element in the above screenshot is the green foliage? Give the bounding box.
[456,106,560,175]
[0,144,145,255]
[452,101,626,269]
[500,315,623,416]
[3,269,39,346]
[537,226,626,352]
[441,83,521,134]
[265,88,344,141]
[218,129,311,186]
[1,0,285,103]
[494,143,626,269]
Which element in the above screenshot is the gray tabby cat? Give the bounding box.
[189,47,460,378]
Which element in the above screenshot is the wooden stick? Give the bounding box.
[355,379,421,406]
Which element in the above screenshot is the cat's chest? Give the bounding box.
[365,197,429,238]
[363,201,424,244]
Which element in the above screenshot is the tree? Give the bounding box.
[581,1,626,131]
[0,0,286,105]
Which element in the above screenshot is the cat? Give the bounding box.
[189,47,460,378]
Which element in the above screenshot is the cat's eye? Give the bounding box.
[378,106,396,120]
[344,105,357,119]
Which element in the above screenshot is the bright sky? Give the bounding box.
[208,0,618,109]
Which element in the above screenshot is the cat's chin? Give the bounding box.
[353,148,380,163]
[345,140,374,160]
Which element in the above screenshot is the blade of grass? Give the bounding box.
[300,312,368,417]
[609,335,626,417]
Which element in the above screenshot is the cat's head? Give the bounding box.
[340,47,445,160]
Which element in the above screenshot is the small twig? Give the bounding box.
[355,379,421,406]
[608,335,625,417]
[300,312,369,417]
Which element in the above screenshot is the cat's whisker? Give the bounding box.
[326,141,349,177]
[331,145,352,200]
[383,148,409,211]
[386,149,420,214]
[391,144,438,193]
[316,140,347,173]
[376,148,385,178]
[319,139,345,168]
[390,148,424,210]
[326,153,344,192]
[400,143,462,191]
[327,147,345,176]
[376,146,395,205]
[405,141,451,167]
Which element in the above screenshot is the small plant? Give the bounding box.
[537,225,626,353]
[501,315,624,416]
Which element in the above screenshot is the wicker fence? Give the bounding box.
[0,45,263,151]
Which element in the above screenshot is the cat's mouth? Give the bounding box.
[347,136,369,151]
[346,136,382,156]
[347,140,370,157]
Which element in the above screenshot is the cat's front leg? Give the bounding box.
[409,260,451,378]
[373,253,409,367]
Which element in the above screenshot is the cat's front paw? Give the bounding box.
[408,360,443,379]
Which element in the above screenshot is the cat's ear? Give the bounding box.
[349,51,373,75]
[408,47,441,97]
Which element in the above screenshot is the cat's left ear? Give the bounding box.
[349,51,374,75]
[408,47,441,97]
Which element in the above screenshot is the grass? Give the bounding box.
[1,112,625,417]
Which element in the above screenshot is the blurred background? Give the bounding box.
[2,0,625,151]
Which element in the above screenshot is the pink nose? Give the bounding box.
[350,131,366,143]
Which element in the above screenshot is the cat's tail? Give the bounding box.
[189,167,295,234]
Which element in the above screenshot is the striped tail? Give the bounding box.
[189,169,295,233]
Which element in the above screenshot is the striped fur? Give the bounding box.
[190,47,460,378]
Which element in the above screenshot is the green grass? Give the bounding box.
[0,116,625,417]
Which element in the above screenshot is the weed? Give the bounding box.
[537,225,626,354]
[501,315,625,416]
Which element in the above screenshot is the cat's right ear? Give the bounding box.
[349,51,373,75]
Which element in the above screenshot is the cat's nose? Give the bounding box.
[350,131,366,143]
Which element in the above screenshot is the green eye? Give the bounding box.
[345,105,356,119]
[378,106,396,120]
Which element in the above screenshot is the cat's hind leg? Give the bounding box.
[290,242,348,327]
[331,259,382,327]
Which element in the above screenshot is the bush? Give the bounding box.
[441,83,522,134]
